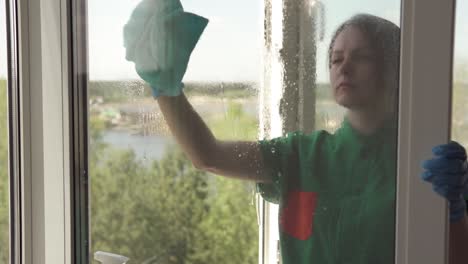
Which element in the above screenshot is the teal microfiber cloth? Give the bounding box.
[123,0,209,97]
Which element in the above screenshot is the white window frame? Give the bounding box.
[16,0,72,263]
[9,0,457,263]
[396,0,455,263]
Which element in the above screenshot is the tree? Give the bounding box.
[89,98,260,264]
[90,146,211,264]
[207,102,258,141]
[187,177,258,264]
[0,79,9,263]
[0,80,263,264]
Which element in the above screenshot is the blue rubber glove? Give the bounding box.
[421,141,468,222]
[123,0,208,97]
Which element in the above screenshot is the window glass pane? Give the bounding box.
[0,0,9,261]
[263,0,401,262]
[87,0,261,263]
[451,0,468,211]
[87,0,401,263]
[451,1,468,145]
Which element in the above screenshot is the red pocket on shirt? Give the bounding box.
[280,190,318,240]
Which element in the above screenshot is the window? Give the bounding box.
[451,0,468,145]
[87,1,262,263]
[85,0,404,263]
[63,0,457,263]
[261,0,401,262]
[0,0,456,262]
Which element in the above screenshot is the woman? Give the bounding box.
[150,13,398,263]
[125,3,461,263]
[254,14,399,263]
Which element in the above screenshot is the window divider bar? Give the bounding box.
[6,0,22,262]
[69,0,90,263]
[396,0,456,263]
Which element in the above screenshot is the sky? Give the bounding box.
[0,0,5,78]
[0,0,467,82]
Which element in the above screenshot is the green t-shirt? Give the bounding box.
[258,118,398,264]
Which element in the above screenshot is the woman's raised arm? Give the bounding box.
[157,94,272,182]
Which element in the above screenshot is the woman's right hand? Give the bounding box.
[123,1,269,182]
[123,0,208,97]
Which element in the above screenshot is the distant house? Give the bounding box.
[99,107,122,126]
[89,96,104,106]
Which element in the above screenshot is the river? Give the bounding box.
[99,100,345,164]
[101,130,174,162]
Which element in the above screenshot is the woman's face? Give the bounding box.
[330,26,382,111]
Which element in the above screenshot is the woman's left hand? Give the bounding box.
[421,141,468,222]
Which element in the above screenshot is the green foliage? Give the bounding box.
[0,79,9,263]
[188,177,258,264]
[89,115,109,169]
[88,80,152,103]
[90,147,258,264]
[451,62,468,145]
[88,81,257,103]
[184,82,257,99]
[91,147,210,264]
[208,102,258,141]
[90,96,259,263]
